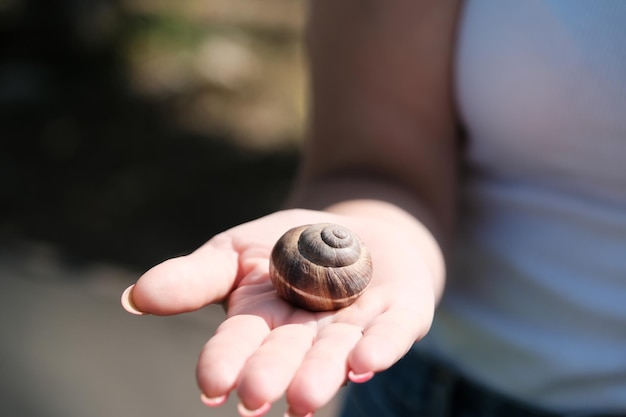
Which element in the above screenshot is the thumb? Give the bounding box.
[122,234,239,315]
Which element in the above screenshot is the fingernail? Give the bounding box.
[284,411,314,417]
[120,285,148,315]
[200,393,228,407]
[348,370,374,383]
[237,402,271,417]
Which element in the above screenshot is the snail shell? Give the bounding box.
[269,223,373,311]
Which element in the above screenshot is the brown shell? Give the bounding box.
[269,223,373,311]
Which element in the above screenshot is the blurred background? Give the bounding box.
[0,0,341,416]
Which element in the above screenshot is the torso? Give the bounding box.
[420,0,626,412]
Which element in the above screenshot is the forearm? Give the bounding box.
[286,0,461,300]
[298,0,459,227]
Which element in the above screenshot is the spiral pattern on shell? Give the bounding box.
[269,223,373,311]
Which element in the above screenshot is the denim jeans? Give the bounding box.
[338,348,625,417]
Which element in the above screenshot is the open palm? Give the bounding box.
[123,209,437,416]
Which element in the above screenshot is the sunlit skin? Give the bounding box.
[126,207,440,415]
[122,1,461,416]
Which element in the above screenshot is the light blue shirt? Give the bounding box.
[421,0,626,412]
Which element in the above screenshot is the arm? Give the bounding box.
[294,0,460,299]
[123,1,462,416]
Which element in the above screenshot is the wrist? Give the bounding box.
[287,176,448,302]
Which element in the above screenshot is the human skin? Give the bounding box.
[122,1,461,416]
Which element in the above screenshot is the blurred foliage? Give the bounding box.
[0,0,307,270]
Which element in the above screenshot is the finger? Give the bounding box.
[197,315,270,402]
[236,324,316,413]
[123,234,239,315]
[348,306,431,375]
[286,323,363,416]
